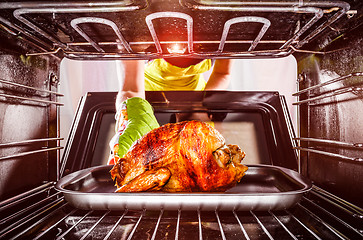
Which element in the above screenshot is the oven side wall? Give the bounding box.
[0,31,60,201]
[297,24,363,208]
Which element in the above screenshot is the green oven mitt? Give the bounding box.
[108,97,159,164]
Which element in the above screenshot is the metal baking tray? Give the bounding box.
[55,164,312,211]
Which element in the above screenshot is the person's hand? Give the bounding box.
[108,97,159,165]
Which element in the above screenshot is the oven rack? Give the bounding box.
[0,77,63,154]
[0,0,353,60]
[0,75,64,180]
[292,72,363,164]
[294,137,363,163]
[0,183,362,240]
[0,77,63,105]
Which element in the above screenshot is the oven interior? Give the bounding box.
[0,0,362,239]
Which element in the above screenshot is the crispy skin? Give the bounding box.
[115,168,171,192]
[110,120,248,192]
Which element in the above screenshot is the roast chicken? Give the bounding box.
[110,120,248,192]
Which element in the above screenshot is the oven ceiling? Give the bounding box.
[0,0,361,60]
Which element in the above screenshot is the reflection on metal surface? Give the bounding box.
[175,209,181,240]
[215,210,227,240]
[68,39,296,46]
[280,7,323,49]
[55,165,312,211]
[71,17,133,53]
[32,207,77,240]
[302,196,363,236]
[293,72,363,96]
[0,137,63,147]
[294,2,350,49]
[197,209,202,240]
[128,209,145,240]
[0,1,137,9]
[0,15,51,51]
[0,182,54,210]
[0,147,63,161]
[55,209,94,240]
[0,191,60,225]
[294,137,363,148]
[146,12,194,54]
[8,1,146,52]
[293,87,363,105]
[25,47,61,56]
[29,42,342,58]
[63,48,293,60]
[0,1,350,59]
[218,16,271,52]
[296,203,346,239]
[250,210,274,240]
[0,196,64,240]
[269,210,298,240]
[79,210,110,240]
[0,78,63,96]
[102,209,128,240]
[151,209,164,240]
[294,146,363,162]
[285,208,322,239]
[0,93,63,106]
[311,185,363,219]
[1,183,362,239]
[180,0,349,50]
[232,210,250,240]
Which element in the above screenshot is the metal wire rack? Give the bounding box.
[292,72,363,163]
[0,183,362,240]
[0,0,353,60]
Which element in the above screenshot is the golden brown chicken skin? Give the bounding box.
[110,120,248,192]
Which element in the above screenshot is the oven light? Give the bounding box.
[167,44,186,54]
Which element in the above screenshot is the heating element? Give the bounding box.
[0,0,353,59]
[0,183,362,240]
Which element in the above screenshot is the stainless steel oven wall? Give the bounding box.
[296,23,363,208]
[0,32,61,201]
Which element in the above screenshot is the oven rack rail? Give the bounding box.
[293,72,363,106]
[292,72,363,163]
[0,0,353,60]
[293,135,363,163]
[0,76,64,181]
[0,77,63,106]
[0,183,362,240]
[293,137,363,163]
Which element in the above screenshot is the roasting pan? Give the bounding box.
[55,164,312,211]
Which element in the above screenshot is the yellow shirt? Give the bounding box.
[144,59,212,91]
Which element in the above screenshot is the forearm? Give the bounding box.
[116,91,145,110]
[116,60,145,110]
[205,59,233,90]
[205,71,231,90]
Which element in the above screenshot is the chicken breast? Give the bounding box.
[110,120,248,192]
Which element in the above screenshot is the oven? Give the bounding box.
[0,0,362,239]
